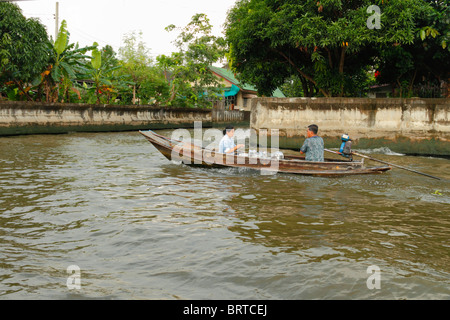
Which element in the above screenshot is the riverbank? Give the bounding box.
[0,101,215,135]
[249,97,450,157]
[1,99,449,156]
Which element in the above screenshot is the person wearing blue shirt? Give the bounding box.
[219,125,244,154]
[300,124,324,162]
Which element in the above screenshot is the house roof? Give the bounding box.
[209,65,285,98]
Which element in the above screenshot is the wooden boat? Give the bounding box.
[139,130,391,177]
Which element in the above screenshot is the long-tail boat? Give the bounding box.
[139,130,391,177]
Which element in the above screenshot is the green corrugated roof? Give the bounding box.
[209,66,285,98]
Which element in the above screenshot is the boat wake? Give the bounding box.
[355,147,405,156]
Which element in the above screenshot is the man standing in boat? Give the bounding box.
[300,124,324,162]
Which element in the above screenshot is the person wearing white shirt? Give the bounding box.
[218,125,244,154]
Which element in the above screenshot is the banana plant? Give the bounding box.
[38,20,95,102]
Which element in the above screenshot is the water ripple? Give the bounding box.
[0,131,449,299]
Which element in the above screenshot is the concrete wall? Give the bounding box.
[0,101,212,136]
[212,109,250,127]
[250,97,450,156]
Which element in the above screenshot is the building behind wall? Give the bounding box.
[209,66,285,111]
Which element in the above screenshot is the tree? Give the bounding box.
[118,31,154,104]
[375,0,450,97]
[136,66,169,106]
[0,2,49,100]
[156,13,227,107]
[225,0,439,97]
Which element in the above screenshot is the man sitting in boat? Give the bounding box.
[219,125,245,154]
[300,124,324,162]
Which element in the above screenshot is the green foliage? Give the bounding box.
[375,0,450,97]
[91,43,102,71]
[118,31,153,84]
[0,2,49,100]
[279,75,305,97]
[54,20,68,57]
[137,67,170,105]
[117,31,158,104]
[0,1,445,104]
[156,13,227,108]
[225,0,447,97]
[40,20,96,103]
[0,33,11,70]
[84,43,132,104]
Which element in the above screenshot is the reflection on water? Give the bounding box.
[0,130,449,299]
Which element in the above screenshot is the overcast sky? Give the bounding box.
[17,0,237,59]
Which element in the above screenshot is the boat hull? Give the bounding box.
[140,130,391,177]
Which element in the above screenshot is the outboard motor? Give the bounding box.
[339,134,353,161]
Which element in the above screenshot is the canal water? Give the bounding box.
[0,129,449,300]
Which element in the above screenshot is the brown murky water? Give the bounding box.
[0,129,449,299]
